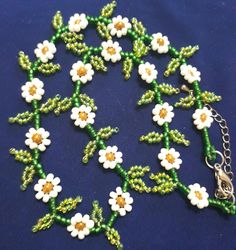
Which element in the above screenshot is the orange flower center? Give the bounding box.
[32,133,43,145]
[200,113,207,122]
[116,196,126,208]
[194,191,203,200]
[115,21,125,30]
[79,111,88,121]
[157,38,165,46]
[159,108,168,118]
[28,85,37,96]
[106,47,116,55]
[74,19,81,25]
[75,222,86,231]
[77,67,87,77]
[42,46,49,55]
[166,153,175,164]
[105,152,115,161]
[42,182,54,194]
[145,68,152,76]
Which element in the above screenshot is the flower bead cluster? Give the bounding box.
[101,40,122,62]
[152,102,174,126]
[21,78,45,103]
[34,40,56,63]
[151,33,170,54]
[187,183,209,209]
[138,62,158,83]
[70,61,94,83]
[192,107,213,130]
[109,187,133,216]
[71,105,95,128]
[68,13,88,32]
[34,173,62,203]
[180,64,201,84]
[25,128,51,151]
[108,15,131,38]
[158,148,182,170]
[67,213,94,240]
[98,146,123,169]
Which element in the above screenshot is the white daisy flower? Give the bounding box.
[98,146,123,169]
[25,128,51,151]
[70,61,94,83]
[192,107,213,130]
[180,64,201,84]
[67,213,94,240]
[107,15,131,38]
[68,13,88,32]
[138,62,158,83]
[70,105,95,128]
[108,187,133,216]
[21,78,45,103]
[101,40,122,63]
[34,173,62,203]
[187,183,209,209]
[152,102,174,126]
[151,33,170,54]
[34,40,56,63]
[158,148,182,170]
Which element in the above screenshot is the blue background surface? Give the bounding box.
[1,0,236,249]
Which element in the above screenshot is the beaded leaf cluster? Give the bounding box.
[9,1,235,249]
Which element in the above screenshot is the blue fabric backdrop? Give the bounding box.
[1,0,236,249]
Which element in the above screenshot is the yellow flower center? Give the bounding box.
[79,111,88,121]
[159,108,168,118]
[145,68,152,76]
[157,38,165,46]
[77,66,87,77]
[195,191,203,200]
[105,152,115,161]
[42,46,49,55]
[75,222,86,231]
[28,85,37,96]
[42,182,54,194]
[106,47,116,55]
[74,19,81,25]
[188,70,194,77]
[200,113,207,122]
[116,196,126,208]
[166,153,175,164]
[32,133,43,145]
[115,21,125,30]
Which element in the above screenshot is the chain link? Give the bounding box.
[205,104,233,179]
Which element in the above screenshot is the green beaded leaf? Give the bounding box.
[32,213,54,233]
[128,165,150,179]
[97,126,119,140]
[150,172,177,195]
[105,227,123,250]
[40,95,61,114]
[61,31,84,44]
[133,39,149,57]
[97,22,111,40]
[137,90,155,106]
[66,42,89,55]
[56,196,82,214]
[21,165,36,191]
[79,93,97,111]
[54,97,72,116]
[131,17,146,36]
[37,62,61,75]
[52,11,64,30]
[180,45,199,59]
[139,131,163,144]
[164,58,181,77]
[201,91,222,103]
[90,201,104,227]
[18,51,32,71]
[82,140,97,164]
[100,1,117,17]
[122,57,133,80]
[169,129,190,146]
[8,111,34,125]
[90,55,107,72]
[9,148,33,164]
[158,83,180,95]
[175,95,196,109]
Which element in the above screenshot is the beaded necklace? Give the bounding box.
[9,1,235,249]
